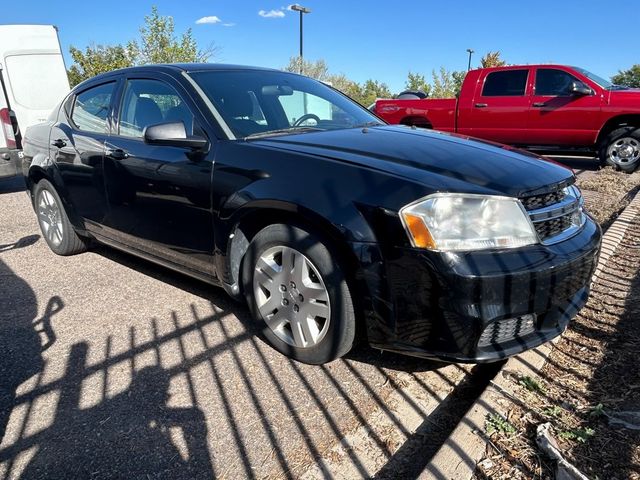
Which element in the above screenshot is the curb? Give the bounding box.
[420,190,640,480]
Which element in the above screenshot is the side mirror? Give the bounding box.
[570,81,592,96]
[143,122,209,150]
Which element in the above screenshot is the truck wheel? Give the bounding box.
[34,179,88,256]
[599,127,640,173]
[242,224,356,364]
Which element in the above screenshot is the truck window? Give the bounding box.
[535,69,577,96]
[482,70,528,97]
[71,82,115,134]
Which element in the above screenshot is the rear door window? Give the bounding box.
[71,82,116,134]
[482,70,529,96]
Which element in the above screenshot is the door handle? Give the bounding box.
[51,139,66,148]
[532,102,547,107]
[105,148,129,160]
[474,103,488,108]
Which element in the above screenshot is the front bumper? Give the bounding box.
[362,215,601,363]
[0,147,21,179]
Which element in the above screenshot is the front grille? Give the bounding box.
[521,186,584,244]
[478,314,536,347]
[520,190,566,210]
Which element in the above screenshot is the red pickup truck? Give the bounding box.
[374,65,640,172]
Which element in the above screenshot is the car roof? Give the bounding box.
[74,63,283,90]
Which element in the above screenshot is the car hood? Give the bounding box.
[609,89,640,105]
[252,125,574,198]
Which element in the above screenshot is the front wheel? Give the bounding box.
[242,224,356,364]
[599,127,640,173]
[34,179,88,256]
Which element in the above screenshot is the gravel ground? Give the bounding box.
[0,176,481,480]
[475,165,640,480]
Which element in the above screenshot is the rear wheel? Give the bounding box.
[242,224,356,364]
[599,126,640,173]
[34,179,88,256]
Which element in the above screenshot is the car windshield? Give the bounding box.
[571,66,616,89]
[188,69,383,138]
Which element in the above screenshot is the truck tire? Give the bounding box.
[34,179,88,256]
[598,126,640,173]
[242,224,356,364]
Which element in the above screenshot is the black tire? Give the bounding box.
[33,179,88,256]
[598,126,640,173]
[241,224,356,364]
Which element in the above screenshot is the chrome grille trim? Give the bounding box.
[521,185,586,245]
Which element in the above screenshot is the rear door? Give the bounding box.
[466,68,532,144]
[101,75,215,277]
[50,81,116,227]
[526,67,603,146]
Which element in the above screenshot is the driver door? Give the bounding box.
[101,76,216,277]
[527,67,603,146]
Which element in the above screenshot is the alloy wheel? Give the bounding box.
[607,136,640,167]
[38,189,64,247]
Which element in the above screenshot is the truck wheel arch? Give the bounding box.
[399,116,433,129]
[597,115,640,147]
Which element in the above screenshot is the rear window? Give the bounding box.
[71,82,115,133]
[5,53,70,109]
[482,70,529,97]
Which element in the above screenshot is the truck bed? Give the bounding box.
[374,98,457,132]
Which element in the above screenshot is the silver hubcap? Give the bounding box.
[253,245,331,348]
[608,137,640,166]
[38,189,64,247]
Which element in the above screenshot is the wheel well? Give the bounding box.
[26,168,48,203]
[597,115,640,146]
[399,116,432,129]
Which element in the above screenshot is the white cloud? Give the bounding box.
[196,16,222,25]
[222,23,236,27]
[258,9,285,18]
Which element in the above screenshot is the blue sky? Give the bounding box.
[4,1,638,92]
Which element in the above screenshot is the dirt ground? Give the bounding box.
[475,168,640,480]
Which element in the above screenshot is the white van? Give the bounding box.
[0,24,70,178]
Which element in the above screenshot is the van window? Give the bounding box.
[71,83,115,134]
[5,53,70,110]
[482,70,529,97]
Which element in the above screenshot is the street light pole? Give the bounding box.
[466,48,474,71]
[290,4,311,74]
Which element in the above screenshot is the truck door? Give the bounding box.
[527,67,602,147]
[464,68,532,144]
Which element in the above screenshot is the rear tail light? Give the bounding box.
[0,107,16,149]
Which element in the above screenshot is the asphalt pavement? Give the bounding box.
[0,176,483,479]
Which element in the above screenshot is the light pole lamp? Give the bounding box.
[466,48,474,71]
[290,4,311,73]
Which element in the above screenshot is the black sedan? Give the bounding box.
[22,64,601,364]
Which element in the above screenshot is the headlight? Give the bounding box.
[399,193,538,251]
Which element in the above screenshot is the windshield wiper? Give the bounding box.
[609,84,631,91]
[244,126,324,139]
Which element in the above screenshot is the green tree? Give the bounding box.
[612,65,640,88]
[480,51,506,68]
[430,67,466,98]
[68,6,216,86]
[67,44,135,87]
[357,79,392,106]
[404,71,431,96]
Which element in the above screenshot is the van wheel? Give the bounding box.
[599,127,640,173]
[34,179,88,256]
[242,224,356,364]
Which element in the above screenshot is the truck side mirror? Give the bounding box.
[570,81,592,96]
